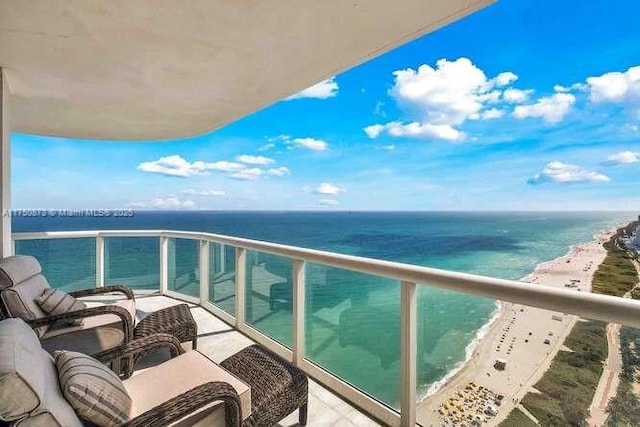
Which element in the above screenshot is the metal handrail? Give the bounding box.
[13,229,640,328]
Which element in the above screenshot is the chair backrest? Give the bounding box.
[0,256,52,337]
[0,318,82,426]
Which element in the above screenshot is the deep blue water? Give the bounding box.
[12,211,633,406]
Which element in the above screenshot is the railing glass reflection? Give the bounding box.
[245,250,293,347]
[15,238,95,291]
[208,242,236,315]
[305,262,401,408]
[105,237,159,290]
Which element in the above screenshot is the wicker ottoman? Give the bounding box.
[221,344,308,426]
[134,303,198,349]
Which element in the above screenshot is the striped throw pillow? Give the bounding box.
[55,351,132,426]
[35,288,87,326]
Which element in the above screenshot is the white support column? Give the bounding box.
[95,236,105,287]
[400,281,417,427]
[0,69,12,259]
[219,244,226,274]
[159,236,169,294]
[199,240,210,306]
[235,247,246,327]
[292,259,306,366]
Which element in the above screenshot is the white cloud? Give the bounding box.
[366,58,521,141]
[492,72,518,87]
[391,58,492,126]
[229,168,262,181]
[528,161,610,185]
[513,93,575,123]
[236,155,275,165]
[314,182,345,195]
[601,150,640,166]
[364,125,385,138]
[258,143,275,151]
[130,197,195,209]
[375,145,396,151]
[366,122,465,142]
[286,77,338,100]
[587,65,640,105]
[292,137,328,151]
[267,167,291,176]
[480,108,504,119]
[183,189,225,197]
[137,155,207,177]
[502,88,534,103]
[318,199,339,207]
[208,161,247,172]
[137,155,251,177]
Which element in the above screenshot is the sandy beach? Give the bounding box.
[417,229,615,426]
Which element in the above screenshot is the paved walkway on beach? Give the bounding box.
[588,322,622,427]
[588,259,640,427]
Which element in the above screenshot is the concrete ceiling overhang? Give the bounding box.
[0,0,493,141]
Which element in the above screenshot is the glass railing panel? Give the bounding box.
[14,238,95,292]
[305,263,400,409]
[208,242,236,315]
[167,238,199,298]
[105,237,159,290]
[245,250,293,347]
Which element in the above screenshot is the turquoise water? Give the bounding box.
[13,211,633,407]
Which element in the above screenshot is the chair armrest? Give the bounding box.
[69,285,135,300]
[28,304,134,341]
[94,333,184,377]
[124,381,242,427]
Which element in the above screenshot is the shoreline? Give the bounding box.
[416,223,626,425]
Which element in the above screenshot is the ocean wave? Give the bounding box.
[420,300,502,400]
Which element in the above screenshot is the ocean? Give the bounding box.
[12,211,633,407]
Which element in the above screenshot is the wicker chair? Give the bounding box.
[0,255,136,359]
[0,318,249,426]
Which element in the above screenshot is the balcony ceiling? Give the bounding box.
[0,0,492,141]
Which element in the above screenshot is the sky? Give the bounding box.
[11,0,640,211]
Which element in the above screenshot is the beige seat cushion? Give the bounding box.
[124,351,251,425]
[0,319,82,427]
[42,299,136,339]
[40,299,135,355]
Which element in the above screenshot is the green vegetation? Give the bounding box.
[592,224,639,297]
[500,407,537,427]
[520,321,607,426]
[605,327,640,426]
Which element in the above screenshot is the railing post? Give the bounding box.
[400,281,417,427]
[159,236,168,294]
[95,236,105,288]
[0,69,13,259]
[235,247,246,327]
[219,244,226,274]
[199,240,210,306]
[292,259,305,366]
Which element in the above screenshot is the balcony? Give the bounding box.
[12,229,640,426]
